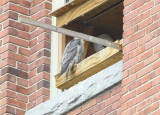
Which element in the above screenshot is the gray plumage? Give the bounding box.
[57,38,84,78]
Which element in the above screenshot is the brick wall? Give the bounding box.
[0,0,160,115]
[122,0,160,114]
[0,0,52,114]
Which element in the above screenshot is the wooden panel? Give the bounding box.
[50,0,86,17]
[58,34,66,71]
[56,0,111,27]
[55,40,122,90]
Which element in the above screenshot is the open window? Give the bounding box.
[51,0,123,90]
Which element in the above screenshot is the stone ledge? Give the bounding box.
[25,61,122,115]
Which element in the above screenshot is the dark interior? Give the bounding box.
[63,0,123,57]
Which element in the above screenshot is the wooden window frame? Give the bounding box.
[51,0,123,90]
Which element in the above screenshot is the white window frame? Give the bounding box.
[50,0,65,98]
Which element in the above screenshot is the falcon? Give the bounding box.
[57,38,84,78]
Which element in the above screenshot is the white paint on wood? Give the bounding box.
[50,0,64,98]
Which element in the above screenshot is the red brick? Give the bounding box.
[0,90,16,99]
[31,2,52,15]
[130,15,143,27]
[128,82,135,91]
[16,109,25,115]
[27,84,37,95]
[141,72,153,84]
[82,98,97,111]
[121,86,128,95]
[96,106,112,115]
[3,19,29,32]
[129,45,145,59]
[31,41,51,54]
[29,72,50,86]
[36,95,49,105]
[30,28,44,38]
[97,91,111,103]
[155,68,160,77]
[147,21,159,33]
[138,49,153,62]
[151,4,160,15]
[124,0,135,7]
[129,62,144,74]
[29,88,49,102]
[79,110,91,115]
[17,78,28,87]
[3,2,29,15]
[123,6,130,15]
[18,62,28,71]
[0,105,16,115]
[0,74,16,84]
[27,100,36,110]
[122,74,136,86]
[123,41,138,54]
[32,0,44,6]
[0,82,17,92]
[123,9,139,22]
[29,38,37,48]
[105,93,121,106]
[154,44,160,53]
[121,90,136,103]
[144,102,159,114]
[1,51,28,63]
[28,69,37,78]
[123,25,138,38]
[131,0,146,11]
[0,11,18,22]
[90,102,105,114]
[122,53,129,62]
[123,21,130,30]
[136,82,152,95]
[137,64,153,78]
[144,85,159,99]
[19,47,30,56]
[139,17,153,30]
[139,1,154,13]
[111,85,122,96]
[17,93,28,103]
[17,30,30,40]
[0,98,26,110]
[37,32,51,43]
[124,29,145,45]
[17,85,27,95]
[2,36,28,47]
[1,67,28,79]
[67,107,81,115]
[10,0,31,8]
[112,100,121,110]
[31,9,51,20]
[121,103,128,112]
[144,52,159,66]
[137,98,152,111]
[123,57,138,70]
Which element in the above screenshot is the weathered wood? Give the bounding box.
[18,17,122,50]
[55,40,122,90]
[55,0,109,27]
[58,34,66,71]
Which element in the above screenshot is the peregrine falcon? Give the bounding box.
[57,38,84,78]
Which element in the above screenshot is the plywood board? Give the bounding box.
[56,0,112,27]
[55,40,122,90]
